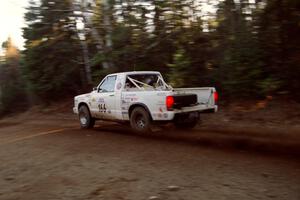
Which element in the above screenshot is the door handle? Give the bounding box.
[109,94,115,97]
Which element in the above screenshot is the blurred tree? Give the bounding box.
[0,38,26,116]
[257,0,300,97]
[23,0,84,102]
[168,48,191,87]
[19,0,300,103]
[214,0,264,98]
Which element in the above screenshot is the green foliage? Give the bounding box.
[0,40,26,115]
[257,0,300,97]
[168,48,191,87]
[23,0,83,101]
[18,0,300,104]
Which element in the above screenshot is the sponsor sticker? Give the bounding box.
[98,98,105,103]
[131,97,139,101]
[157,93,166,96]
[125,93,137,97]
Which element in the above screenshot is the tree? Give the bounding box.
[257,0,300,97]
[214,0,264,98]
[0,38,26,115]
[23,0,84,102]
[168,48,191,87]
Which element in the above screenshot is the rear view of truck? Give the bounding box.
[165,87,218,128]
[172,87,218,112]
[122,72,218,131]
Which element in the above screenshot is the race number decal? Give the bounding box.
[98,104,107,113]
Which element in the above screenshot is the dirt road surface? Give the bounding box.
[0,113,299,200]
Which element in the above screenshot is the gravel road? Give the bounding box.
[0,116,299,200]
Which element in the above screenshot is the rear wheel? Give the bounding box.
[130,107,151,133]
[78,105,95,129]
[174,120,198,129]
[174,112,200,129]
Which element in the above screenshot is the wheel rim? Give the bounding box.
[79,113,88,125]
[135,115,146,129]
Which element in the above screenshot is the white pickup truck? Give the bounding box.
[73,71,218,132]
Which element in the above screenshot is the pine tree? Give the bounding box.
[23,0,83,101]
[214,0,264,98]
[257,0,300,97]
[0,38,25,115]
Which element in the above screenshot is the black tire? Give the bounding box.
[174,112,200,129]
[78,105,95,129]
[174,120,198,129]
[130,107,152,133]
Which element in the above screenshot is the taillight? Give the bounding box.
[166,96,174,110]
[214,91,218,103]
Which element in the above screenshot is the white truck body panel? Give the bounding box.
[73,71,217,122]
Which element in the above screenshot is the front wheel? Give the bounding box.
[78,105,95,129]
[130,107,152,133]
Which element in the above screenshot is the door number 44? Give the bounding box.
[98,104,107,113]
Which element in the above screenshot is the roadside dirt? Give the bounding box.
[1,97,299,156]
[0,111,299,200]
[201,97,300,134]
[5,96,300,132]
[0,97,300,199]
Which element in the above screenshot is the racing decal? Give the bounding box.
[92,98,96,102]
[157,101,165,105]
[121,94,139,103]
[124,93,137,97]
[121,100,128,104]
[157,93,166,96]
[98,104,107,113]
[125,97,139,102]
[98,98,105,103]
[163,113,168,118]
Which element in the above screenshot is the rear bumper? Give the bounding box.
[151,105,218,121]
[173,105,218,114]
[200,105,218,113]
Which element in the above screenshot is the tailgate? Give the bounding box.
[173,87,217,111]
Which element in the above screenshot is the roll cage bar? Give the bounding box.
[126,75,173,91]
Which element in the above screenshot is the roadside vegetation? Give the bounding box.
[0,0,299,117]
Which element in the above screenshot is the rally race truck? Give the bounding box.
[73,71,218,133]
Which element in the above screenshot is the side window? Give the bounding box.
[99,76,117,92]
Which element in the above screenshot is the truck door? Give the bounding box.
[91,75,117,120]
